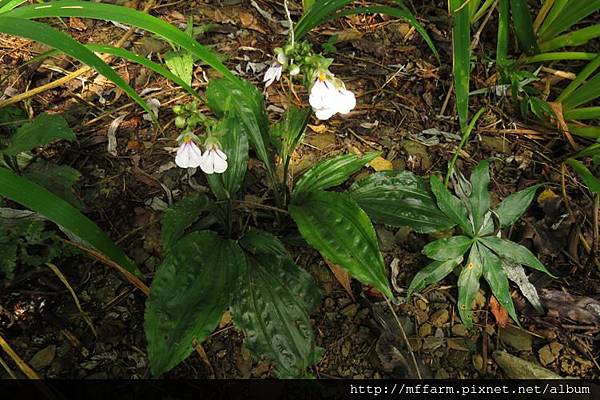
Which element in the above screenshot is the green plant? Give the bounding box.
[407,161,554,328]
[141,3,446,377]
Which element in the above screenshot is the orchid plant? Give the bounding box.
[145,4,450,378]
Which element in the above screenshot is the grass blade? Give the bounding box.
[537,0,568,38]
[509,0,539,55]
[566,158,600,195]
[540,25,600,52]
[563,107,600,120]
[557,55,600,103]
[451,0,471,130]
[538,0,600,42]
[524,52,598,63]
[497,0,509,69]
[562,72,600,110]
[0,16,153,116]
[0,167,139,275]
[0,0,25,14]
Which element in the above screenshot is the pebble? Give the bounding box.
[418,323,432,337]
[430,309,449,327]
[452,324,468,337]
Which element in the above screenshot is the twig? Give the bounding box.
[0,335,40,379]
[0,354,17,379]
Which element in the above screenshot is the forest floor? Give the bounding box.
[0,0,599,379]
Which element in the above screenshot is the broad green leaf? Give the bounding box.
[289,191,392,298]
[0,16,154,117]
[206,117,249,200]
[349,171,455,233]
[164,50,193,86]
[458,243,483,328]
[233,230,321,378]
[469,160,491,231]
[450,0,471,129]
[479,236,555,276]
[430,175,473,235]
[407,257,462,299]
[494,184,542,227]
[1,113,75,155]
[292,152,379,200]
[160,193,210,252]
[302,0,315,14]
[509,0,539,55]
[24,160,82,209]
[566,158,600,195]
[145,231,245,376]
[423,235,473,261]
[0,167,138,274]
[479,244,519,325]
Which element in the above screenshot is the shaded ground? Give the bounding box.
[1,0,599,379]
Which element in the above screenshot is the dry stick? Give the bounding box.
[0,335,40,379]
[0,354,17,379]
[384,297,422,379]
[0,0,157,109]
[46,262,97,337]
[63,239,150,296]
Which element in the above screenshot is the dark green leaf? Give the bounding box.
[206,117,249,200]
[423,235,473,261]
[430,175,473,235]
[232,230,321,378]
[292,152,379,200]
[1,113,75,155]
[479,236,555,276]
[458,242,483,328]
[479,244,519,325]
[289,191,392,298]
[271,106,310,164]
[160,193,210,252]
[494,184,542,227]
[469,160,491,231]
[349,171,455,233]
[145,231,245,376]
[407,257,462,299]
[0,167,138,275]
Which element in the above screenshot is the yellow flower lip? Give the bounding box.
[318,72,327,82]
[183,136,192,144]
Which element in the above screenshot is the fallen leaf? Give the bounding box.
[490,296,509,328]
[69,17,87,31]
[326,260,355,301]
[308,124,329,134]
[369,156,393,171]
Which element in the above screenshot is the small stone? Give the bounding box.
[434,328,444,338]
[422,337,443,351]
[341,304,358,318]
[549,342,563,355]
[447,338,470,352]
[418,323,432,337]
[416,299,428,311]
[481,135,510,154]
[499,326,533,352]
[430,309,449,327]
[539,345,556,366]
[474,291,486,308]
[29,345,56,370]
[452,324,468,337]
[216,350,227,358]
[324,298,335,309]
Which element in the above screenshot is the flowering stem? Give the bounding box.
[284,0,294,47]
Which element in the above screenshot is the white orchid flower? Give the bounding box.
[263,51,287,87]
[175,133,203,169]
[200,141,228,174]
[309,71,356,120]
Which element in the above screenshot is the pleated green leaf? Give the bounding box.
[407,257,462,299]
[145,231,245,376]
[469,160,491,232]
[290,191,392,298]
[423,236,473,261]
[1,113,75,155]
[479,236,554,276]
[160,193,210,252]
[233,230,321,378]
[430,175,473,235]
[349,171,455,233]
[451,0,471,130]
[494,184,542,228]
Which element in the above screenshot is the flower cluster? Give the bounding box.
[263,42,356,120]
[175,132,228,174]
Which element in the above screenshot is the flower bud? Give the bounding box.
[172,105,183,114]
[175,116,187,128]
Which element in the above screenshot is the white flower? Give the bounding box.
[263,62,283,87]
[175,134,203,169]
[200,142,228,174]
[309,72,356,120]
[263,51,287,87]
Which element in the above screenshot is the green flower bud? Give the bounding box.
[175,116,187,128]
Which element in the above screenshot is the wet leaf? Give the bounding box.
[423,235,472,261]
